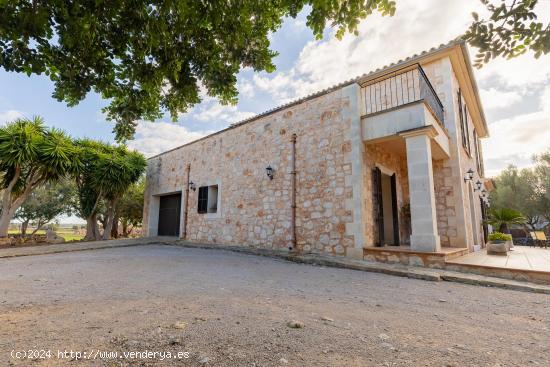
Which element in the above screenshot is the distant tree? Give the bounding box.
[73,140,146,240]
[533,150,550,227]
[0,117,80,237]
[117,179,145,237]
[490,165,542,231]
[1,1,546,141]
[14,180,75,236]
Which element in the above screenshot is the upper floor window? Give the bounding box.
[198,185,218,214]
[457,90,471,155]
[473,129,484,176]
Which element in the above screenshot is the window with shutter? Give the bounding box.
[458,90,467,149]
[197,186,208,214]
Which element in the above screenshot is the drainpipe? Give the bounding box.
[182,163,190,240]
[290,134,297,252]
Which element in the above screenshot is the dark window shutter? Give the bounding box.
[197,186,208,214]
[391,174,400,246]
[372,168,384,246]
[458,91,465,148]
[464,104,471,153]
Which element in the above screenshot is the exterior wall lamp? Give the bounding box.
[474,180,483,191]
[266,165,274,180]
[464,168,474,182]
[189,181,196,191]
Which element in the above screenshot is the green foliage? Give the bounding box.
[1,1,546,139]
[0,117,80,193]
[488,232,512,242]
[486,208,526,233]
[0,117,81,237]
[465,0,550,67]
[117,178,145,236]
[14,179,76,235]
[0,1,397,141]
[72,139,146,239]
[490,149,550,230]
[490,165,541,229]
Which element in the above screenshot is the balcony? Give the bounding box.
[360,64,444,124]
[360,64,450,159]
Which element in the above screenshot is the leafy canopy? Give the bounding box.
[0,1,547,141]
[73,138,146,219]
[0,0,397,141]
[0,117,81,196]
[15,179,75,233]
[465,0,550,67]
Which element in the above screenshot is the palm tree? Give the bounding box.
[94,147,146,240]
[486,208,526,234]
[73,140,146,240]
[0,117,80,237]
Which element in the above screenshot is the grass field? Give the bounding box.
[8,229,84,241]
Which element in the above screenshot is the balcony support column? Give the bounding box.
[400,127,441,252]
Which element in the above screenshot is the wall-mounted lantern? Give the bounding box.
[266,165,274,180]
[189,181,196,191]
[464,168,474,182]
[474,180,483,191]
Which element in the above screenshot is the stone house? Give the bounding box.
[143,40,491,260]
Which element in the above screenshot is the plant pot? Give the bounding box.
[487,240,510,255]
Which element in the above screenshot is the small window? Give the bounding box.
[463,104,471,154]
[197,185,219,214]
[458,90,467,149]
[197,186,208,214]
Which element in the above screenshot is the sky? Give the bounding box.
[1,0,550,182]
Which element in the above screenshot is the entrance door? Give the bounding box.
[158,193,182,236]
[373,168,400,246]
[468,186,480,251]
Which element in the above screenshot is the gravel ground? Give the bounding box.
[0,244,549,366]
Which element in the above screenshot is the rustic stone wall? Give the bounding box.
[363,144,410,246]
[144,53,488,255]
[144,87,357,255]
[423,57,486,249]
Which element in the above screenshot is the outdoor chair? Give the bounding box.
[529,231,549,248]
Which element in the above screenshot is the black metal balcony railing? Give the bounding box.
[360,64,444,124]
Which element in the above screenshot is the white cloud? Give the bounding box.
[0,110,25,125]
[191,101,255,124]
[482,89,550,177]
[128,121,209,158]
[237,79,256,98]
[254,0,483,103]
[479,88,522,110]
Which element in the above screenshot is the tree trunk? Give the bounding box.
[21,220,29,236]
[122,220,128,238]
[499,223,510,234]
[85,214,100,241]
[111,214,119,239]
[102,199,118,240]
[0,213,11,238]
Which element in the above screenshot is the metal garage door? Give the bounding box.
[158,194,182,236]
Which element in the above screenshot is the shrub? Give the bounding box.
[488,232,512,242]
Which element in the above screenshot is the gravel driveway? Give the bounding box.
[1,244,548,366]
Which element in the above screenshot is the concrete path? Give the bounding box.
[170,241,550,294]
[449,246,550,272]
[0,236,177,258]
[2,237,549,294]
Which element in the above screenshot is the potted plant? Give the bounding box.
[487,232,513,255]
[485,208,526,249]
[486,208,526,233]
